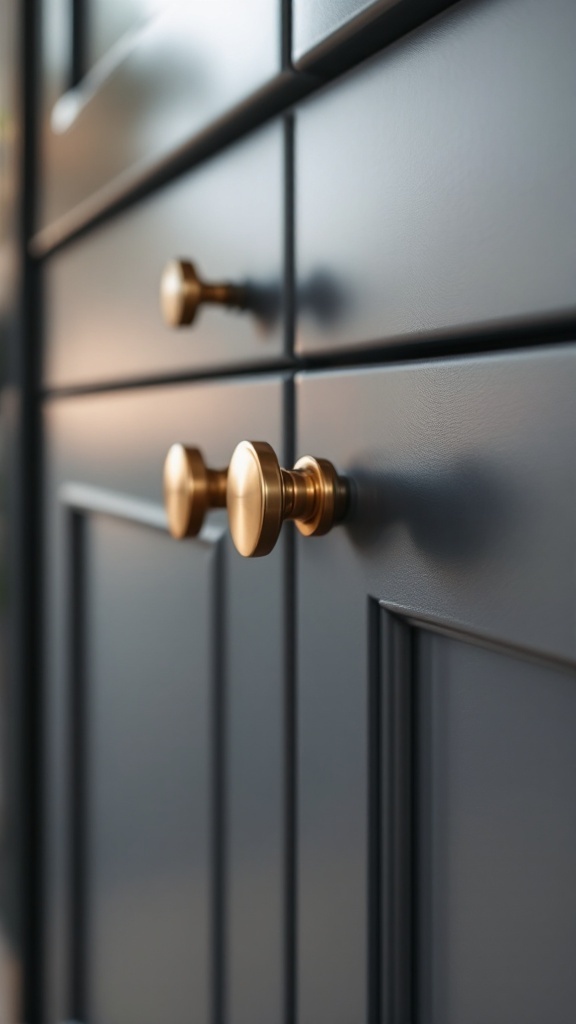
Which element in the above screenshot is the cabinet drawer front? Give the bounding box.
[295,0,576,357]
[39,0,282,231]
[43,375,288,1024]
[296,346,576,1024]
[44,123,286,387]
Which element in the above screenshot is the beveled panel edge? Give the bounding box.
[379,599,576,676]
[59,481,226,547]
[292,0,459,76]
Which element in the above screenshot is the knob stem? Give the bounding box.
[207,467,228,507]
[281,468,317,522]
[161,258,246,327]
[201,282,246,310]
[164,444,227,539]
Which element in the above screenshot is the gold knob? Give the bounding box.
[163,444,227,539]
[160,258,247,328]
[226,440,349,558]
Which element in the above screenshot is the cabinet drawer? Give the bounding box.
[295,0,576,357]
[43,375,288,1023]
[43,123,286,388]
[39,0,283,231]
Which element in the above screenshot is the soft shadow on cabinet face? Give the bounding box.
[242,279,282,333]
[345,457,512,563]
[297,269,352,327]
[243,265,352,335]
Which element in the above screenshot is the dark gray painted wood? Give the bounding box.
[295,0,576,356]
[415,630,576,1024]
[39,0,283,229]
[295,347,576,1024]
[44,123,286,387]
[85,517,216,1024]
[43,377,288,1024]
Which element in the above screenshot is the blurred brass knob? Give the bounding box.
[164,444,227,539]
[227,441,349,558]
[160,258,246,327]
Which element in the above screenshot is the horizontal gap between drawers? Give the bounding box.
[39,320,576,401]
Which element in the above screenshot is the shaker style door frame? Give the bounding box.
[42,378,291,1024]
[296,348,576,1024]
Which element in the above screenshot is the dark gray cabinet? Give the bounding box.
[295,348,576,1024]
[43,378,288,1024]
[32,0,576,1021]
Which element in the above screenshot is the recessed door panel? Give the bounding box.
[414,628,576,1024]
[84,517,214,1023]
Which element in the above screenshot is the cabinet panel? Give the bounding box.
[295,346,576,1024]
[84,518,214,1023]
[43,377,288,1024]
[39,0,283,230]
[44,122,286,387]
[415,630,576,1023]
[295,0,576,356]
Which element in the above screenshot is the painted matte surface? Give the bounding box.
[45,123,285,386]
[39,0,281,227]
[296,348,576,1024]
[296,0,576,354]
[85,519,214,1022]
[43,378,287,1024]
[416,630,576,1023]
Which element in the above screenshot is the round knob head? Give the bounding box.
[227,441,284,557]
[163,444,210,538]
[160,259,202,327]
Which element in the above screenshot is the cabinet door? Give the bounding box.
[296,347,576,1024]
[43,377,288,1024]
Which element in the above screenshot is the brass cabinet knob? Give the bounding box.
[163,444,227,539]
[160,258,247,328]
[227,440,349,557]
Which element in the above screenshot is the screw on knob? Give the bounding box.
[226,440,349,558]
[163,444,227,539]
[160,258,247,328]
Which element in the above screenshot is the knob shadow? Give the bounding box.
[297,269,352,326]
[345,457,512,565]
[239,268,351,334]
[243,280,282,333]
